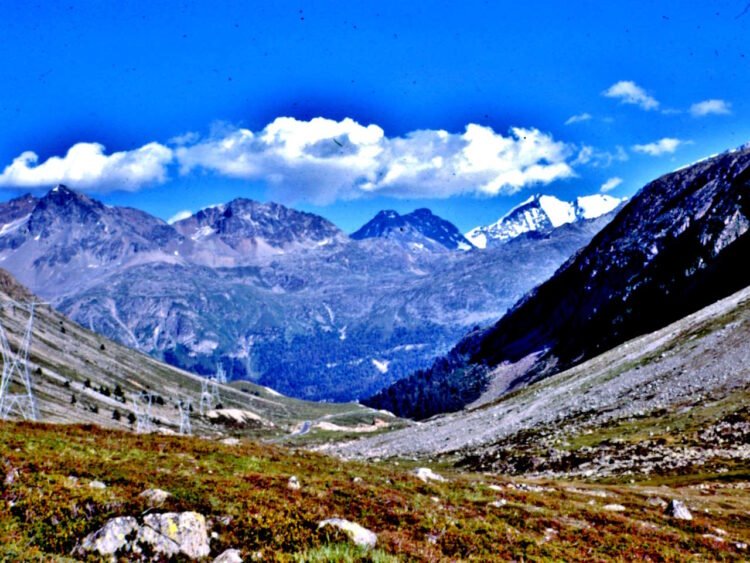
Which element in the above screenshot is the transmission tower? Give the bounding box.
[0,300,46,421]
[199,377,220,416]
[132,391,153,433]
[177,398,192,435]
[215,363,227,384]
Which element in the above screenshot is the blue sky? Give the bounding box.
[0,1,748,232]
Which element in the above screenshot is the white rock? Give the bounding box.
[665,499,692,520]
[137,511,211,559]
[139,488,172,506]
[287,476,301,490]
[76,516,139,556]
[89,480,107,489]
[489,499,507,508]
[318,518,377,548]
[603,504,626,512]
[214,548,243,562]
[412,467,446,483]
[220,437,240,446]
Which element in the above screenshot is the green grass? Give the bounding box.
[1,421,749,561]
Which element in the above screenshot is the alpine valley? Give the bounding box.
[0,186,623,401]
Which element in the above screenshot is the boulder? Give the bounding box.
[89,480,107,489]
[139,488,172,506]
[287,476,301,491]
[319,518,377,548]
[412,467,446,483]
[214,548,243,562]
[665,499,692,520]
[137,512,211,559]
[77,511,211,560]
[75,516,138,556]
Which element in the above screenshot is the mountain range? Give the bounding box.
[365,145,750,419]
[0,186,618,401]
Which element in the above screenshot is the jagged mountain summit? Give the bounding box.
[0,185,616,401]
[0,185,184,297]
[351,208,474,251]
[366,145,750,419]
[465,193,625,248]
[172,198,346,265]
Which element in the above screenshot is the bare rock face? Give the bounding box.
[318,518,377,548]
[665,499,693,520]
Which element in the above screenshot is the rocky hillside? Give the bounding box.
[0,187,614,401]
[338,280,750,481]
[366,146,750,418]
[0,268,386,436]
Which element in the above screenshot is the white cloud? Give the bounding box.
[632,137,684,156]
[600,177,623,193]
[575,145,629,168]
[167,210,193,224]
[0,142,173,191]
[565,113,592,125]
[690,99,732,117]
[603,80,659,111]
[176,117,576,203]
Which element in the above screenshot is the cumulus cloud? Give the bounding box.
[0,142,173,191]
[167,210,193,224]
[632,138,684,156]
[600,177,623,193]
[690,99,732,117]
[565,113,592,125]
[176,117,576,203]
[603,80,659,111]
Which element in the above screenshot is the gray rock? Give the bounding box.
[287,475,301,491]
[665,499,692,520]
[214,548,243,562]
[318,518,377,548]
[137,511,211,559]
[139,488,172,506]
[75,516,138,556]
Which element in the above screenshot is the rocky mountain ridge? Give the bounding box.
[0,185,617,401]
[365,145,750,418]
[351,208,473,251]
[465,193,625,248]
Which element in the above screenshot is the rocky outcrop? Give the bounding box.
[75,511,211,560]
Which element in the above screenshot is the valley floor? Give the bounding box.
[1,422,748,562]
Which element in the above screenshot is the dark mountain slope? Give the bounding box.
[366,146,750,418]
[351,208,473,250]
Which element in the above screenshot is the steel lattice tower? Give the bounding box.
[0,301,46,421]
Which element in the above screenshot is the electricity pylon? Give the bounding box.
[132,391,153,433]
[0,300,46,421]
[199,376,220,416]
[178,398,192,435]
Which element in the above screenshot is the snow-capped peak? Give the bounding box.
[465,193,626,248]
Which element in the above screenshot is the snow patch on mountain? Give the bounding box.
[466,194,626,248]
